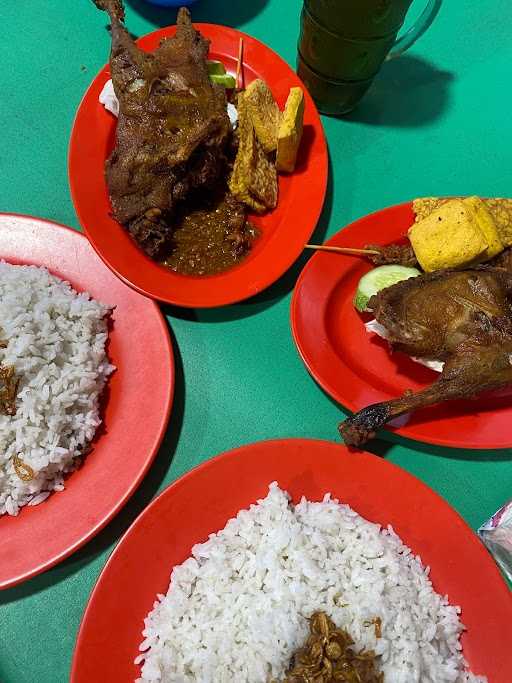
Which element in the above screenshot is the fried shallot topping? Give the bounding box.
[363,617,382,640]
[0,363,19,416]
[278,611,384,683]
[12,454,35,482]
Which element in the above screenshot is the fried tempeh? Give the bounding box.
[229,92,278,212]
[244,79,281,153]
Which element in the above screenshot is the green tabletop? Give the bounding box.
[1,0,511,681]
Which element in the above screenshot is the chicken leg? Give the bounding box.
[339,266,512,447]
[340,337,512,447]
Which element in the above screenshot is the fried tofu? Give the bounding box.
[228,93,252,196]
[412,197,448,223]
[463,196,503,258]
[276,87,305,173]
[229,92,278,213]
[481,198,512,247]
[413,196,512,248]
[244,79,281,153]
[408,199,488,272]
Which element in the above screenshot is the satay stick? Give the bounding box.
[305,244,380,256]
[236,38,244,90]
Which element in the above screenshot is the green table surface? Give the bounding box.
[1,0,512,681]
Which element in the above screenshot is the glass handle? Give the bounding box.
[387,0,442,60]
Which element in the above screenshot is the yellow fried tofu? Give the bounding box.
[412,197,448,222]
[463,196,503,258]
[276,87,305,173]
[229,92,278,213]
[414,196,512,248]
[481,198,512,247]
[244,79,281,153]
[408,199,489,272]
[229,93,252,197]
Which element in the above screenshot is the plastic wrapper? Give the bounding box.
[478,500,512,582]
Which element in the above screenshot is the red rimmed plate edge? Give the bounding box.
[290,201,512,450]
[68,24,328,308]
[0,213,175,589]
[70,438,512,682]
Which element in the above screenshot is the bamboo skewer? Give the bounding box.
[235,38,244,90]
[305,244,380,256]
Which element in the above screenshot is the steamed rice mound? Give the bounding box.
[136,483,486,683]
[0,262,114,516]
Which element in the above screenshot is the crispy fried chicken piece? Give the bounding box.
[339,267,512,446]
[93,0,232,258]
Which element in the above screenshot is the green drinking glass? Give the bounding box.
[298,0,442,115]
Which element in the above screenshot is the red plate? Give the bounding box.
[69,24,327,308]
[71,438,511,683]
[291,202,512,449]
[0,215,174,589]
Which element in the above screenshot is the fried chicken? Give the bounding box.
[93,0,232,258]
[339,267,512,446]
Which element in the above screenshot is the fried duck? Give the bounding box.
[93,0,232,258]
[339,267,512,447]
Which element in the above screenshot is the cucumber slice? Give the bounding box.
[354,264,420,312]
[210,73,236,88]
[207,60,227,76]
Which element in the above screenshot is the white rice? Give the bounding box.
[0,262,115,516]
[136,483,487,683]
